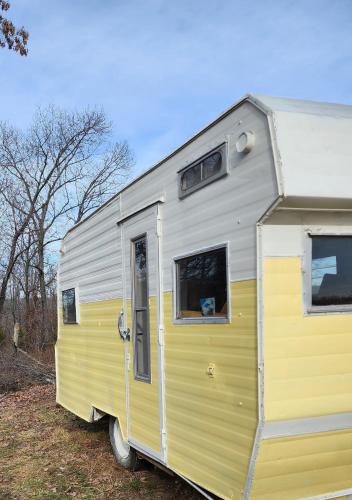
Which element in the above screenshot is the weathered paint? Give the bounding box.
[57,280,258,500]
[56,296,161,449]
[250,429,352,499]
[263,257,352,421]
[164,280,258,500]
[56,299,127,436]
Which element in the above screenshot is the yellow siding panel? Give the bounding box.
[251,430,352,499]
[127,297,161,453]
[263,257,352,420]
[164,280,258,500]
[56,299,128,437]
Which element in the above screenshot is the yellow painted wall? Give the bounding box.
[57,282,258,499]
[251,429,352,499]
[56,299,128,437]
[263,257,352,421]
[164,280,258,500]
[127,297,161,453]
[57,296,162,452]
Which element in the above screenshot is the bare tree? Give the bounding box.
[0,106,132,345]
[0,1,28,55]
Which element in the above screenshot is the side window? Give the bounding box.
[62,288,77,324]
[175,247,228,322]
[310,235,352,308]
[132,236,151,382]
[178,144,227,199]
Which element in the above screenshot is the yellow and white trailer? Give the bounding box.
[56,95,352,500]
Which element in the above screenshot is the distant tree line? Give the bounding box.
[0,106,132,350]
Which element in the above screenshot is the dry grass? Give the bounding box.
[0,384,202,499]
[0,345,54,393]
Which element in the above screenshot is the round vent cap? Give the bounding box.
[236,131,255,154]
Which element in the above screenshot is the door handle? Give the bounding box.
[118,310,130,341]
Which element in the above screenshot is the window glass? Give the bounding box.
[203,152,222,179]
[62,288,76,323]
[134,238,148,309]
[176,247,227,319]
[179,145,226,198]
[133,236,150,380]
[181,163,201,191]
[311,236,352,306]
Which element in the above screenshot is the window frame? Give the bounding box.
[62,287,79,324]
[305,231,352,315]
[131,233,151,383]
[173,242,230,324]
[178,143,228,199]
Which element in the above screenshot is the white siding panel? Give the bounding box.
[60,101,279,301]
[158,105,277,289]
[262,225,303,257]
[59,198,122,302]
[263,213,352,258]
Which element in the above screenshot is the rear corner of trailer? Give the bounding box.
[249,97,352,500]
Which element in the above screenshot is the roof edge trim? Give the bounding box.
[64,94,271,238]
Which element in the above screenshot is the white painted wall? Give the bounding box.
[59,101,278,302]
[262,211,352,257]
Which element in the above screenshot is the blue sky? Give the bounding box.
[1,0,352,175]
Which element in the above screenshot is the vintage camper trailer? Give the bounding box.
[56,95,352,500]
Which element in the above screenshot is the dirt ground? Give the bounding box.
[0,384,203,499]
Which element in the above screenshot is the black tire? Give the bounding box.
[109,416,140,470]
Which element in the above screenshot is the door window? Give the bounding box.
[132,236,151,381]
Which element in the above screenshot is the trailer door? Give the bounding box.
[119,203,165,461]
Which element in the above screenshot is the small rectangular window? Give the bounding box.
[178,144,227,199]
[132,236,151,381]
[176,247,228,321]
[310,236,352,308]
[62,288,77,324]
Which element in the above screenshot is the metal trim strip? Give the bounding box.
[262,412,352,439]
[128,437,163,462]
[117,196,165,225]
[301,487,352,500]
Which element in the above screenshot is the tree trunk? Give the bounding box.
[37,227,48,345]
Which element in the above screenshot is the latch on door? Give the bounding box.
[118,310,130,341]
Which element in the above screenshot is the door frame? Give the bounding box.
[118,200,166,462]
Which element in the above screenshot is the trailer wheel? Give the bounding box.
[109,416,140,470]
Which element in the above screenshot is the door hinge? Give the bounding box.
[158,325,164,346]
[161,428,167,450]
[156,217,162,237]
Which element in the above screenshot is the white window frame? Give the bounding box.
[304,231,352,315]
[173,242,231,324]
